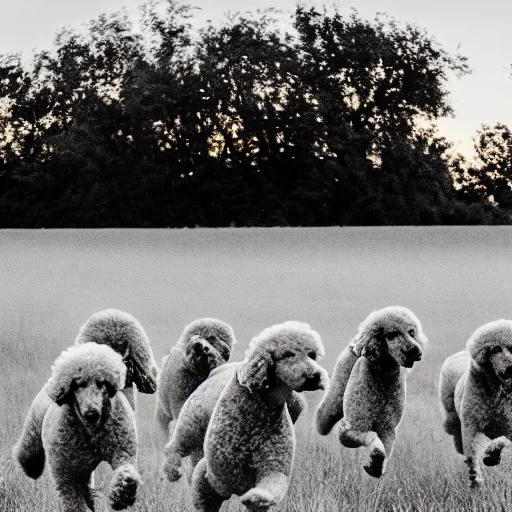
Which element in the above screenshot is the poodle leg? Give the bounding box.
[316,346,358,435]
[162,414,204,482]
[339,420,385,478]
[240,472,288,512]
[462,429,489,488]
[12,387,51,479]
[444,411,463,454]
[12,425,45,479]
[483,436,511,467]
[54,476,95,512]
[378,430,396,477]
[162,437,185,482]
[108,463,141,510]
[84,477,96,512]
[183,449,204,484]
[155,400,173,450]
[191,458,224,512]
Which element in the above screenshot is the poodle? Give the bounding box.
[13,343,140,512]
[162,362,306,483]
[439,319,512,487]
[189,321,329,512]
[75,309,159,410]
[316,306,427,478]
[154,318,236,448]
[12,308,158,481]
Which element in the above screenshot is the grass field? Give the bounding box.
[1,227,512,512]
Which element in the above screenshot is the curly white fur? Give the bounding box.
[161,362,307,484]
[190,321,329,512]
[440,319,512,487]
[12,309,156,485]
[316,306,427,478]
[13,343,141,512]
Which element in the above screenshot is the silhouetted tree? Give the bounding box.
[455,123,512,211]
[0,1,509,227]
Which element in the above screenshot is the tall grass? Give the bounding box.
[1,227,512,511]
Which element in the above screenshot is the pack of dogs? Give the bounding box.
[11,307,512,511]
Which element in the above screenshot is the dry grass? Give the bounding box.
[1,227,512,511]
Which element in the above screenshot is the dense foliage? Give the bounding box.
[0,1,510,227]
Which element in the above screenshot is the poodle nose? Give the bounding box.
[402,344,421,360]
[303,372,322,390]
[83,409,100,424]
[310,372,321,383]
[193,339,208,354]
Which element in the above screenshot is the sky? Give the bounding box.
[0,0,510,158]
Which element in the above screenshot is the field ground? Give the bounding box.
[1,227,512,511]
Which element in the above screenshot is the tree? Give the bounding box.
[1,1,508,227]
[455,123,512,210]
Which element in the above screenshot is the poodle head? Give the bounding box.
[178,318,236,374]
[350,306,427,368]
[75,309,159,394]
[237,321,329,393]
[467,320,512,389]
[46,342,126,431]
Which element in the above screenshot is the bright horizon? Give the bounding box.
[1,0,510,158]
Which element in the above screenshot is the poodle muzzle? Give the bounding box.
[187,335,227,371]
[300,367,329,391]
[401,343,422,368]
[73,385,111,432]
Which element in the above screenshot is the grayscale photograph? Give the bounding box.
[0,0,511,511]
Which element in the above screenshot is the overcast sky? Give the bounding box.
[0,0,510,157]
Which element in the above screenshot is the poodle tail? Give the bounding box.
[12,387,52,479]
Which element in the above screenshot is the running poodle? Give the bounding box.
[161,362,306,483]
[154,318,236,448]
[12,309,158,481]
[190,321,329,512]
[14,343,140,512]
[440,319,512,487]
[316,306,427,478]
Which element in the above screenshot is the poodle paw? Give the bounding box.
[109,468,140,510]
[483,441,505,467]
[483,450,501,467]
[465,457,483,488]
[363,448,385,478]
[163,459,182,482]
[240,488,276,511]
[469,476,483,489]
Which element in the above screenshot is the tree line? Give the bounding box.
[0,0,510,227]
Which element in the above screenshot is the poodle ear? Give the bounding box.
[467,338,490,369]
[237,352,272,393]
[127,345,158,394]
[46,377,75,406]
[350,328,381,363]
[132,359,158,394]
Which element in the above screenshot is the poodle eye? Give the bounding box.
[408,329,415,338]
[282,351,295,359]
[385,331,399,342]
[308,351,317,360]
[490,346,503,355]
